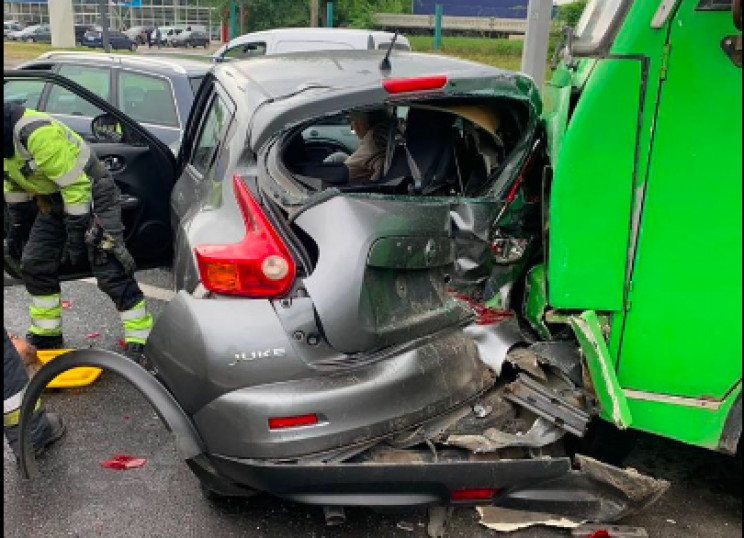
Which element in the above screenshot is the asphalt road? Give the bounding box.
[3,269,742,537]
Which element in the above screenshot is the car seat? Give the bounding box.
[379,107,457,194]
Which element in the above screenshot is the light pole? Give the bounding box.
[520,0,552,89]
[100,0,110,52]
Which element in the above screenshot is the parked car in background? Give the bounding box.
[9,23,51,43]
[124,25,150,44]
[82,29,137,50]
[161,26,185,46]
[74,24,97,46]
[4,20,22,38]
[170,29,209,48]
[213,27,410,61]
[6,52,211,152]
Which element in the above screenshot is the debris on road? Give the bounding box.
[476,506,584,532]
[427,506,453,538]
[396,521,415,532]
[100,454,147,470]
[85,332,101,340]
[61,300,71,309]
[572,524,649,537]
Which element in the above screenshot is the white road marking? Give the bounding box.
[81,278,176,302]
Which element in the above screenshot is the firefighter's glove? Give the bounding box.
[5,201,36,261]
[61,214,90,267]
[84,220,136,275]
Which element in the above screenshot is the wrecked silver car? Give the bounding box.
[11,50,667,525]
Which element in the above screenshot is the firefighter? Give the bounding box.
[4,328,65,461]
[3,103,152,363]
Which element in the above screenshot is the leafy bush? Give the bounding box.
[557,1,588,27]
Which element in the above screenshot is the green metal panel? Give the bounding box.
[542,74,571,164]
[618,3,743,399]
[547,59,640,310]
[626,384,742,451]
[523,264,550,340]
[569,311,632,428]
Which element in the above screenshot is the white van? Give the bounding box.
[213,27,410,62]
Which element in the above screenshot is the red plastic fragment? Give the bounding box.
[101,454,147,470]
[61,300,71,309]
[117,338,127,350]
[85,332,100,340]
[448,291,514,325]
[589,531,611,538]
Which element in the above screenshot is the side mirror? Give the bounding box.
[91,113,123,143]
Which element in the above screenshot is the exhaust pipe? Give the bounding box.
[323,505,346,526]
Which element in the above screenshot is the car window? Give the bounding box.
[3,80,45,109]
[190,93,230,176]
[274,40,354,53]
[224,41,266,59]
[189,76,205,95]
[119,70,179,128]
[45,64,109,117]
[376,42,411,51]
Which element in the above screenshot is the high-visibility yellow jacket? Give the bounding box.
[3,108,93,216]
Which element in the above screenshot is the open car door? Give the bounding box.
[3,70,177,280]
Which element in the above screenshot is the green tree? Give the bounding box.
[557,0,588,27]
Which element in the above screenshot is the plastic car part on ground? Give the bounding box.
[37,349,102,388]
[100,454,147,470]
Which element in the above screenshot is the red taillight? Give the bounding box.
[268,414,319,430]
[383,75,448,94]
[194,176,296,297]
[450,488,500,501]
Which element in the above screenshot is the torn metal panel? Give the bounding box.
[446,416,565,453]
[569,311,632,429]
[530,341,584,387]
[449,201,505,298]
[505,374,591,436]
[574,455,669,510]
[464,317,526,375]
[497,455,669,523]
[504,348,548,381]
[477,506,585,533]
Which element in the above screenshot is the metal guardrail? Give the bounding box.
[374,12,528,34]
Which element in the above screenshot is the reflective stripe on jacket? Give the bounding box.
[3,109,93,215]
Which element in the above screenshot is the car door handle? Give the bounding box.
[102,156,125,172]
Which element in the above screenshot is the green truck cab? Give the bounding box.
[533,0,742,455]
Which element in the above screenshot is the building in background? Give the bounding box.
[4,0,213,33]
[412,0,529,18]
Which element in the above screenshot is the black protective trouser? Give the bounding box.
[19,177,144,312]
[3,328,50,449]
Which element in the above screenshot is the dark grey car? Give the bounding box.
[7,51,666,520]
[9,52,211,152]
